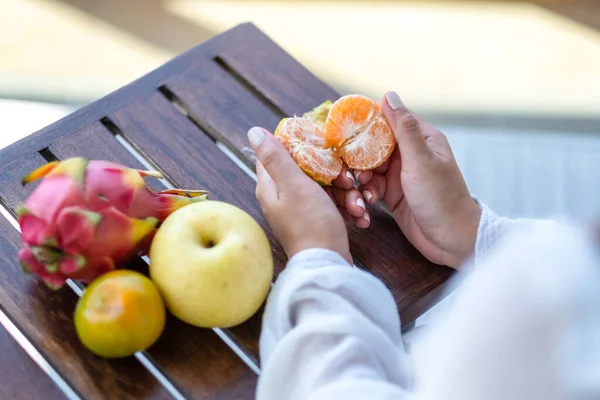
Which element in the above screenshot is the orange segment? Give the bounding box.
[275,117,343,185]
[325,94,396,170]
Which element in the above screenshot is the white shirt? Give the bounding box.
[256,200,600,400]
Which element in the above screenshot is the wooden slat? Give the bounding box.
[163,61,282,166]
[48,121,259,398]
[214,28,339,118]
[0,156,172,400]
[165,57,454,325]
[0,320,65,400]
[47,122,163,191]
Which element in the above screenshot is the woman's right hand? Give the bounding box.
[348,91,481,269]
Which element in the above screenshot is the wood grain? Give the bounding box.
[0,155,171,400]
[47,120,259,398]
[0,321,65,400]
[162,61,281,168]
[213,28,339,119]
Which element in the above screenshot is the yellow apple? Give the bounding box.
[148,200,274,328]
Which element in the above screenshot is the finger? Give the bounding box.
[382,152,404,206]
[248,126,306,188]
[360,173,387,205]
[411,112,438,140]
[355,213,370,228]
[380,96,429,137]
[382,91,430,163]
[338,205,370,229]
[331,186,368,219]
[332,164,355,190]
[353,169,372,185]
[255,161,276,204]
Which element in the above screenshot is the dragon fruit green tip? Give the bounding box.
[17,157,208,290]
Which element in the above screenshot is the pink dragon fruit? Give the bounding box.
[17,157,208,289]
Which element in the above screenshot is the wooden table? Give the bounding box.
[0,23,453,399]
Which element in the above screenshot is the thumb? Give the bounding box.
[382,91,430,162]
[247,126,304,186]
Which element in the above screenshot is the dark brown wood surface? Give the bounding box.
[0,320,65,400]
[0,22,453,398]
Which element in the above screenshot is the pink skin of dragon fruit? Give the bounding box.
[17,157,208,290]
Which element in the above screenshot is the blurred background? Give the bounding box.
[1,0,599,220]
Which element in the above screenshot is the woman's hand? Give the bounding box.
[248,127,352,264]
[351,91,481,269]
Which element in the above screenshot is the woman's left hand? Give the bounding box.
[248,126,352,264]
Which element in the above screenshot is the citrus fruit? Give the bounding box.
[302,100,332,128]
[74,270,166,358]
[325,94,396,170]
[275,116,343,185]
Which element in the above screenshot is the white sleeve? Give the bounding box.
[410,218,600,400]
[256,248,412,400]
[472,196,562,266]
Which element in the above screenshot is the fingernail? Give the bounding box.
[354,170,362,181]
[345,171,355,183]
[363,213,370,223]
[356,197,365,210]
[363,190,373,203]
[248,127,266,147]
[386,91,404,110]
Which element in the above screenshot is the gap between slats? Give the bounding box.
[156,86,259,177]
[212,56,287,121]
[157,54,288,174]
